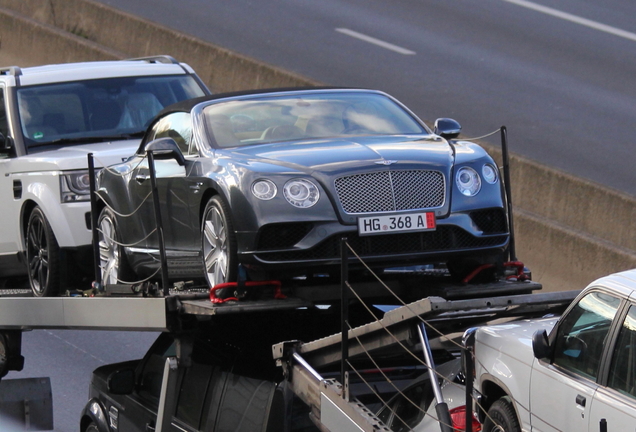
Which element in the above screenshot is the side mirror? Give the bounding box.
[433,118,461,139]
[0,132,10,151]
[107,368,136,395]
[532,329,551,360]
[145,137,186,166]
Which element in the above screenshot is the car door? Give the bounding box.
[0,86,21,257]
[588,303,636,430]
[132,113,198,253]
[529,290,622,432]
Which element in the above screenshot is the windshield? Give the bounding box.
[201,92,428,148]
[18,75,205,150]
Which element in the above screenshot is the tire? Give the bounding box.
[85,422,99,432]
[201,196,237,288]
[482,397,521,432]
[97,206,133,285]
[25,206,60,297]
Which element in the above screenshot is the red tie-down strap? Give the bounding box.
[461,261,529,284]
[209,280,286,304]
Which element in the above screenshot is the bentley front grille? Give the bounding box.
[334,170,445,214]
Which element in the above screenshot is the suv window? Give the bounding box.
[553,291,621,380]
[608,305,636,398]
[0,87,8,139]
[137,338,177,407]
[17,75,204,150]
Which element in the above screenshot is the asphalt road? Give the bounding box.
[8,329,158,432]
[93,0,636,197]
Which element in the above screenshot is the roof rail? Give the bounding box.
[0,66,23,77]
[125,55,180,65]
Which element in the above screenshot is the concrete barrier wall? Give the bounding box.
[1,0,635,291]
[0,0,320,92]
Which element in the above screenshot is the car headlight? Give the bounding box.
[252,179,277,200]
[456,167,481,196]
[482,163,498,184]
[283,179,320,208]
[60,170,92,202]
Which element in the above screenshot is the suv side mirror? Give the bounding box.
[107,368,136,395]
[433,118,461,139]
[145,137,186,166]
[532,329,551,360]
[0,131,9,150]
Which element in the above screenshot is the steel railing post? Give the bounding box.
[147,151,170,295]
[87,153,102,289]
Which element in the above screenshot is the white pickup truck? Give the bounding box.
[465,268,636,432]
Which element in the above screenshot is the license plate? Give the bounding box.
[357,212,436,236]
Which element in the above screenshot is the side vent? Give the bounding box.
[12,180,22,199]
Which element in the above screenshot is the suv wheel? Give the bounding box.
[25,206,60,297]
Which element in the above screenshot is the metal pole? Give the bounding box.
[463,347,474,432]
[340,237,349,400]
[147,151,170,295]
[500,126,517,261]
[417,323,453,432]
[87,154,101,289]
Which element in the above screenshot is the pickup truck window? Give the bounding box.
[552,291,621,380]
[608,305,636,398]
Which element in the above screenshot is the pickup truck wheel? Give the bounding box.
[482,397,521,432]
[201,196,237,289]
[98,207,133,285]
[26,206,60,297]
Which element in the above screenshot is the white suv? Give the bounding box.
[466,268,636,432]
[0,56,209,296]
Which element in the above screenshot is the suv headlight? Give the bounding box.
[60,170,92,202]
[283,179,319,208]
[456,167,481,196]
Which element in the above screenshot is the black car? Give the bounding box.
[80,329,295,432]
[95,88,509,289]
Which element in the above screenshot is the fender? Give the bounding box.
[22,177,91,248]
[80,397,111,432]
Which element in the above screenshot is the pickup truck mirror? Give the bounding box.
[145,137,186,166]
[532,329,551,360]
[107,368,136,395]
[433,118,461,139]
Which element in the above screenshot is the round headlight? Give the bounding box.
[252,179,277,200]
[283,179,320,208]
[482,164,498,184]
[456,167,481,196]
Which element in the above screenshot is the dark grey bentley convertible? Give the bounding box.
[95,88,509,288]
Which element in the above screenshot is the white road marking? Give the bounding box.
[335,28,416,55]
[501,0,636,42]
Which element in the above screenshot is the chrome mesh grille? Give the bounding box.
[334,170,445,214]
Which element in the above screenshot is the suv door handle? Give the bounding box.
[146,422,156,432]
[575,394,586,407]
[135,174,149,184]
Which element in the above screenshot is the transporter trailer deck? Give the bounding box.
[0,280,576,432]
